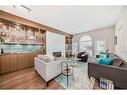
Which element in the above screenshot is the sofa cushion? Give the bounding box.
[108,53,115,58]
[37,55,50,62]
[99,58,113,65]
[112,58,122,67]
[37,54,44,59]
[120,63,127,69]
[37,54,54,62]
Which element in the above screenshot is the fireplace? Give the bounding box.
[53,52,62,57]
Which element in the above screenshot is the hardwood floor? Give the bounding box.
[0,67,100,89]
[0,67,64,89]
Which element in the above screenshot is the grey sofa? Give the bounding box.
[88,53,127,89]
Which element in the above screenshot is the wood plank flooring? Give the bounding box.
[0,67,64,89]
[0,67,101,89]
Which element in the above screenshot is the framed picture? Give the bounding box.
[114,36,117,45]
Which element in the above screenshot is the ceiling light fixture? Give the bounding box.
[13,5,31,13]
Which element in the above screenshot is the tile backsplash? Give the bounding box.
[0,44,43,53]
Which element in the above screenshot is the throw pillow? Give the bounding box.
[112,58,122,67]
[99,58,113,65]
[46,54,54,61]
[37,54,44,59]
[81,53,87,57]
[37,54,50,62]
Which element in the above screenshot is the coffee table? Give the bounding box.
[61,60,75,87]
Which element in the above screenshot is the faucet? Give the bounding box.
[1,48,4,54]
[0,37,5,44]
[0,37,5,54]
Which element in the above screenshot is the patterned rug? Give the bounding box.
[55,61,95,89]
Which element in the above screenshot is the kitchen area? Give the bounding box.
[0,18,46,74]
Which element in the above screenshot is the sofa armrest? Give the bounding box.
[34,57,62,82]
[34,57,47,80]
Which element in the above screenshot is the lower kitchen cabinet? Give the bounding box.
[0,55,10,74]
[0,52,38,74]
[9,54,18,71]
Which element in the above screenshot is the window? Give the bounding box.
[97,41,105,52]
[79,36,93,56]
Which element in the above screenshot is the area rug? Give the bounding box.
[55,61,95,89]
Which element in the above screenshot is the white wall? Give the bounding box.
[46,31,65,57]
[73,26,115,56]
[114,6,127,61]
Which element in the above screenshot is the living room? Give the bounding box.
[0,4,127,92]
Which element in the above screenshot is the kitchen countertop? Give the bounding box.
[0,52,36,56]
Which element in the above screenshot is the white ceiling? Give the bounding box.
[0,6,121,34]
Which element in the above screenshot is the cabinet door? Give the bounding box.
[14,53,30,70]
[29,53,32,67]
[20,53,27,69]
[32,52,36,66]
[25,53,30,68]
[17,54,23,70]
[0,55,10,74]
[9,54,18,71]
[29,53,35,67]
